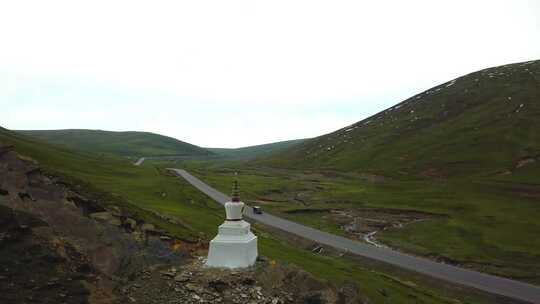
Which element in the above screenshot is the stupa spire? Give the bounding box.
[231,172,240,202]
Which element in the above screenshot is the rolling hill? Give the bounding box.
[17,129,213,158]
[0,127,479,303]
[261,60,540,178]
[207,139,306,160]
[193,60,540,284]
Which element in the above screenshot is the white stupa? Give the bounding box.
[206,176,258,268]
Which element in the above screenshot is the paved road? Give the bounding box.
[169,168,540,304]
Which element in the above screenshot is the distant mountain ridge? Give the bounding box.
[17,129,213,158]
[260,59,540,178]
[207,139,306,160]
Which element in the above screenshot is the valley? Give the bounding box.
[3,0,540,302]
[168,167,540,302]
[3,59,540,303]
[169,59,540,286]
[174,163,540,285]
[0,128,503,303]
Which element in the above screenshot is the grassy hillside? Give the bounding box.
[186,165,540,285]
[0,127,492,303]
[0,127,217,241]
[18,129,213,158]
[262,60,540,178]
[180,60,540,285]
[207,139,306,160]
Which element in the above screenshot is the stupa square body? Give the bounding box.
[206,219,258,268]
[206,182,258,269]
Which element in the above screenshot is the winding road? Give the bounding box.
[168,168,540,303]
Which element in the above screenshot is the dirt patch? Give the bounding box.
[334,208,438,233]
[420,168,446,179]
[495,155,540,176]
[515,156,538,169]
[296,208,444,246]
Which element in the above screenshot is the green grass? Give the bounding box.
[0,127,498,303]
[17,129,213,158]
[257,226,489,304]
[203,59,540,285]
[260,60,540,179]
[180,163,540,284]
[0,127,216,240]
[207,139,306,160]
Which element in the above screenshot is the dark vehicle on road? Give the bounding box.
[253,206,263,214]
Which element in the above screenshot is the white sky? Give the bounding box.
[1,0,539,148]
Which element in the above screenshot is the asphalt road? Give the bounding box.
[169,168,540,303]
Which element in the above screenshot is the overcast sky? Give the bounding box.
[1,0,539,148]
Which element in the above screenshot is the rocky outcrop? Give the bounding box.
[0,145,190,303]
[121,257,366,304]
[0,204,100,304]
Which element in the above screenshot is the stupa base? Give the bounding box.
[206,220,258,269]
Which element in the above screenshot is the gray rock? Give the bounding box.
[141,223,155,231]
[160,270,175,278]
[125,218,137,229]
[174,274,190,283]
[108,218,122,226]
[89,212,113,221]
